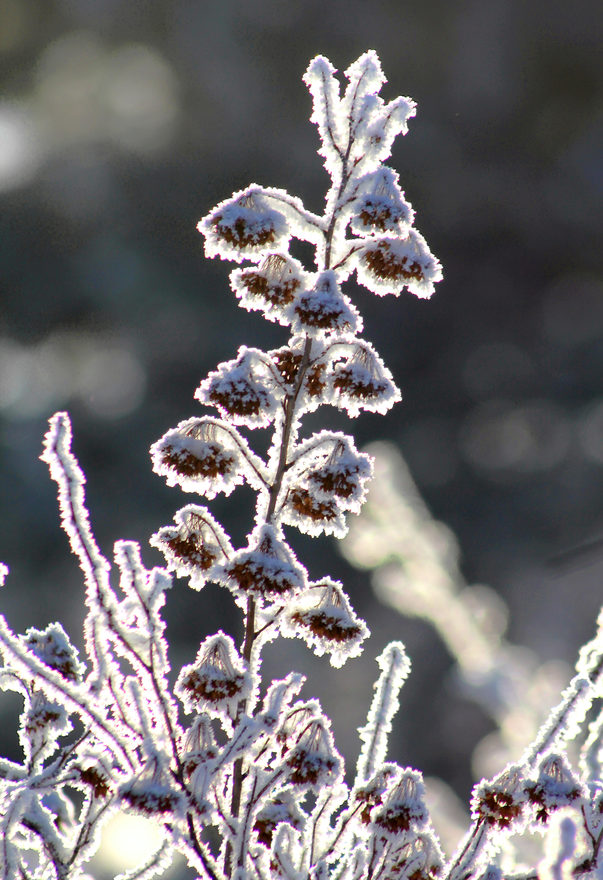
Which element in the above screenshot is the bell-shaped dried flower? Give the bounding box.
[219,524,307,603]
[254,792,305,847]
[198,187,289,262]
[291,271,361,338]
[301,433,373,511]
[351,167,414,236]
[76,752,114,800]
[175,631,251,718]
[22,691,72,763]
[196,347,280,428]
[471,766,528,830]
[330,341,401,417]
[285,717,342,789]
[181,714,219,777]
[356,230,442,298]
[525,754,584,823]
[151,504,232,586]
[119,757,184,817]
[281,578,369,667]
[150,417,246,497]
[371,769,428,838]
[23,622,84,682]
[280,483,344,538]
[275,701,321,752]
[231,253,306,325]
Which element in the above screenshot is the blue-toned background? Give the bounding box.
[1,0,602,811]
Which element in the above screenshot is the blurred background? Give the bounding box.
[1,0,602,862]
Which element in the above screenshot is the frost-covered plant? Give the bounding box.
[0,52,444,880]
[343,443,603,879]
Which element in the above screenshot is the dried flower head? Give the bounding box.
[254,792,305,846]
[331,342,400,417]
[282,578,369,666]
[175,632,251,717]
[356,230,442,298]
[351,167,414,236]
[305,435,373,509]
[151,418,244,497]
[119,758,183,817]
[292,271,361,337]
[472,766,527,829]
[285,717,342,789]
[198,188,289,261]
[196,347,280,428]
[220,524,307,601]
[23,622,84,682]
[525,754,583,823]
[231,253,305,324]
[371,769,428,837]
[151,504,232,584]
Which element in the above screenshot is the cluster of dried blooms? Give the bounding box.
[3,47,598,880]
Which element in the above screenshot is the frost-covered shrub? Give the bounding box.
[1,48,599,880]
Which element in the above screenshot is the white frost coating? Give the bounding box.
[356,642,411,784]
[540,815,577,880]
[230,253,309,327]
[217,522,308,604]
[326,339,402,418]
[0,563,7,588]
[40,412,113,691]
[303,55,345,183]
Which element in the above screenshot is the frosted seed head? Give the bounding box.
[219,524,307,602]
[371,769,428,837]
[23,622,84,682]
[284,486,341,533]
[356,231,443,298]
[151,505,232,584]
[175,631,251,717]
[181,715,219,776]
[353,764,399,824]
[254,792,305,847]
[471,766,528,830]
[196,348,279,428]
[525,754,583,823]
[306,437,373,510]
[198,188,289,262]
[282,578,369,667]
[150,418,243,497]
[285,718,342,789]
[351,167,415,237]
[292,271,362,338]
[119,759,184,817]
[330,342,401,417]
[231,253,305,325]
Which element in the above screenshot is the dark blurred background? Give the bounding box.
[1,0,602,814]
